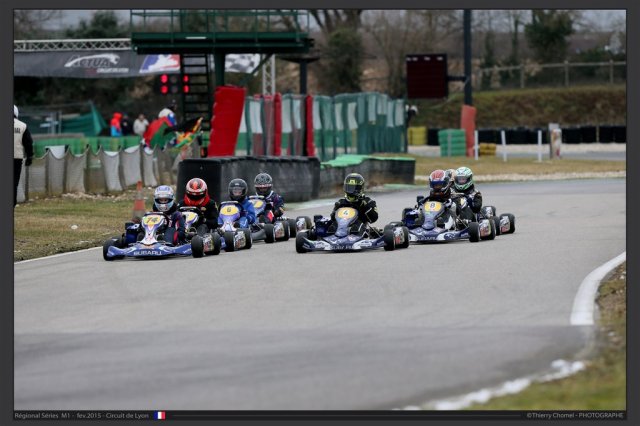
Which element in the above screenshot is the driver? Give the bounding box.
[254,172,285,223]
[138,185,186,245]
[451,166,483,214]
[419,169,458,226]
[178,177,219,235]
[329,173,378,235]
[224,178,256,228]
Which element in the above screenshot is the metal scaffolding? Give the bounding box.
[14,38,132,52]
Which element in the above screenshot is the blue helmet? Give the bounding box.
[154,185,175,212]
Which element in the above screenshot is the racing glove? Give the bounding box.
[25,157,33,167]
[238,217,249,228]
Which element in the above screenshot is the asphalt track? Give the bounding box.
[14,179,625,410]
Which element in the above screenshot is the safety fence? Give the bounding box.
[236,92,406,161]
[412,124,627,146]
[16,143,200,203]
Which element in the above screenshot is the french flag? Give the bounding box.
[156,411,166,420]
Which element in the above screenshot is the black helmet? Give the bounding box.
[344,173,365,202]
[228,178,248,202]
[254,172,273,197]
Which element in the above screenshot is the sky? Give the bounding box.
[43,9,626,33]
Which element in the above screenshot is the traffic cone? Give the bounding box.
[132,181,146,223]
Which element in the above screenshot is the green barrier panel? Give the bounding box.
[438,129,467,157]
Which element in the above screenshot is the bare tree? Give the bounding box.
[14,10,62,39]
[363,10,461,97]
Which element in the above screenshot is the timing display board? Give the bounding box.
[406,53,448,99]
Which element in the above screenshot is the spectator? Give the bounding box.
[110,112,122,137]
[13,105,34,207]
[133,113,149,137]
[120,113,133,136]
[158,100,178,127]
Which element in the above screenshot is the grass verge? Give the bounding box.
[465,262,626,410]
[374,154,626,177]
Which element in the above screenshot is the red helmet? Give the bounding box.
[185,178,208,203]
[428,169,452,198]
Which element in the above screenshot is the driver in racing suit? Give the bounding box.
[253,172,285,223]
[137,185,187,245]
[418,169,459,228]
[177,177,219,235]
[224,179,257,228]
[329,173,379,236]
[451,166,483,217]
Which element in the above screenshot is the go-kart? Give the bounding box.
[216,201,253,252]
[399,196,495,243]
[179,206,222,257]
[247,195,291,243]
[103,211,219,260]
[296,206,409,253]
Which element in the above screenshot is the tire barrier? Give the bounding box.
[479,143,497,156]
[317,155,415,199]
[438,129,467,156]
[177,156,323,203]
[408,127,427,145]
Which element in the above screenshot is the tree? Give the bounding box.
[14,10,62,39]
[64,10,128,38]
[524,10,574,63]
[322,28,364,94]
[363,10,461,97]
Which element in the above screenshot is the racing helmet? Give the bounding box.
[344,173,365,202]
[185,178,208,203]
[154,185,175,212]
[228,178,248,202]
[454,167,474,191]
[254,172,273,197]
[428,169,452,198]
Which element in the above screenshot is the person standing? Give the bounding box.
[133,113,149,137]
[13,105,34,207]
[110,112,123,137]
[158,100,178,127]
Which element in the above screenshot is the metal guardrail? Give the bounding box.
[14,38,132,52]
[476,60,626,88]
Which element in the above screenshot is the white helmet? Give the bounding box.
[14,105,19,118]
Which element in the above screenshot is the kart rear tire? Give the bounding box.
[191,235,204,258]
[468,222,480,243]
[502,213,516,234]
[287,218,297,237]
[242,228,252,249]
[296,232,309,253]
[401,226,410,249]
[383,228,396,251]
[480,219,496,241]
[280,222,290,241]
[493,216,502,236]
[103,239,117,261]
[211,232,222,255]
[485,205,497,217]
[296,216,312,231]
[264,223,276,243]
[224,231,236,252]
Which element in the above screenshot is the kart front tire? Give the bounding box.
[264,223,275,244]
[224,231,236,252]
[280,222,290,241]
[211,232,222,255]
[296,232,309,253]
[242,228,252,249]
[383,228,396,251]
[191,235,204,258]
[103,239,117,261]
[480,219,496,241]
[503,213,516,234]
[468,222,480,243]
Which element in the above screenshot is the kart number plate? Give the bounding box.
[424,202,442,212]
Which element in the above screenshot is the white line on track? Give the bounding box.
[14,247,100,265]
[570,251,626,326]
